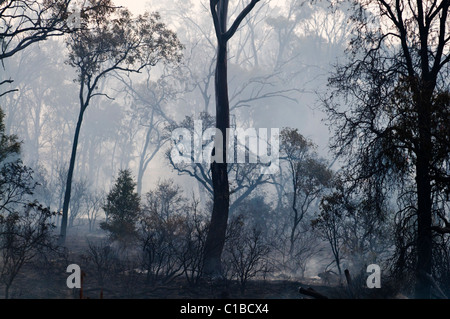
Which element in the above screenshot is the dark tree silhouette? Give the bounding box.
[59,0,183,244]
[101,169,140,245]
[0,0,74,60]
[0,202,56,299]
[0,0,74,96]
[280,128,332,254]
[324,0,450,298]
[167,112,273,215]
[203,0,262,278]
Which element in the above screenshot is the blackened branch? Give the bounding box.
[224,0,260,41]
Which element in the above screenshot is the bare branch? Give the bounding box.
[224,0,260,41]
[0,89,18,98]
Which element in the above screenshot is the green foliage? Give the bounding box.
[101,169,140,244]
[0,0,72,62]
[66,2,183,86]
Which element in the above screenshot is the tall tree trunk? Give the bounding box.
[203,0,261,278]
[415,162,432,299]
[289,196,299,255]
[415,95,433,299]
[203,16,230,277]
[59,106,86,245]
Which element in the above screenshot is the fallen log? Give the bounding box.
[298,286,328,299]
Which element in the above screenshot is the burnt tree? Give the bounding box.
[325,0,450,298]
[203,0,261,277]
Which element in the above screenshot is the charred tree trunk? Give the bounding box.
[203,2,230,278]
[203,0,261,278]
[59,105,86,245]
[60,79,91,245]
[414,88,434,299]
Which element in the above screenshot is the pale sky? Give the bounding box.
[114,0,148,14]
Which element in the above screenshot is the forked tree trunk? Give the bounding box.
[203,0,261,278]
[203,2,230,278]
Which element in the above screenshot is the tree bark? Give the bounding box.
[203,16,230,277]
[414,93,433,299]
[59,106,86,245]
[203,0,260,278]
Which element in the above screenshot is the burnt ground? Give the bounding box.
[8,270,398,300]
[1,226,405,300]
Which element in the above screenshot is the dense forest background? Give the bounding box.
[0,0,449,299]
